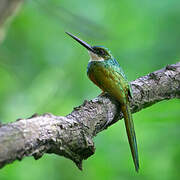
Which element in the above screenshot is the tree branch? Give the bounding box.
[0,0,22,43]
[0,62,179,170]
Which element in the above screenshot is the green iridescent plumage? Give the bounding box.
[87,54,139,172]
[66,32,139,172]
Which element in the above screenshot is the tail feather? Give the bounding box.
[121,103,139,172]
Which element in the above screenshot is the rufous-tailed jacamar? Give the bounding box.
[66,32,139,172]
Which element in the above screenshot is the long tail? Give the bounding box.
[121,103,139,172]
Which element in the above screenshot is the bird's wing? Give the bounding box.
[113,60,133,98]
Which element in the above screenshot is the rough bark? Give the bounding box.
[0,62,179,170]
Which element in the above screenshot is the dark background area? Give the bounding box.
[0,0,180,179]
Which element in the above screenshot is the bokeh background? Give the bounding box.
[0,0,180,179]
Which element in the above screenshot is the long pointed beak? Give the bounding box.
[66,32,95,53]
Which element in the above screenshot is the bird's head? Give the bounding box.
[66,32,112,61]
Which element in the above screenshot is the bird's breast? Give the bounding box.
[87,60,128,102]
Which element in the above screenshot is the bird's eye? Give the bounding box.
[99,49,105,55]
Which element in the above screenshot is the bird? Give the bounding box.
[66,32,139,172]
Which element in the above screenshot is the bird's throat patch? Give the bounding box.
[88,51,104,62]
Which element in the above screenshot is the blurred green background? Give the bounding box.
[0,0,180,179]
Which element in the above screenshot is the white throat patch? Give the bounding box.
[88,51,104,62]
